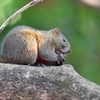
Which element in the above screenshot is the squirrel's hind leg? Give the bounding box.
[30,63,46,67]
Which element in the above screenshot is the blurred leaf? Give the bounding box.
[0,0,13,7]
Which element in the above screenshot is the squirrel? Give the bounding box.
[0,25,71,66]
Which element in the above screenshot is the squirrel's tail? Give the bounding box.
[0,55,12,63]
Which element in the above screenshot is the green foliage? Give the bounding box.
[0,0,100,84]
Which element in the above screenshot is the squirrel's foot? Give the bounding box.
[30,63,46,67]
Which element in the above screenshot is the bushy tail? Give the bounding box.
[0,55,12,63]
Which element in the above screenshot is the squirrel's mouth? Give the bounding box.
[56,50,71,55]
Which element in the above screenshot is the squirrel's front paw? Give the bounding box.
[54,55,65,66]
[57,55,65,62]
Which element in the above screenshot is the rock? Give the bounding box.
[0,63,100,100]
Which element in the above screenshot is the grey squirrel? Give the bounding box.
[0,25,71,66]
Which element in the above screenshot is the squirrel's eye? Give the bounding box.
[63,39,66,42]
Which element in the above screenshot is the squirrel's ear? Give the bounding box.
[51,28,61,36]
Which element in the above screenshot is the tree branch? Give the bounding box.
[0,0,43,33]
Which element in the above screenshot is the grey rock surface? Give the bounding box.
[0,63,100,100]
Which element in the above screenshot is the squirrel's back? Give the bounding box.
[1,26,45,64]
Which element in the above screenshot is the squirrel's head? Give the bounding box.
[50,28,71,55]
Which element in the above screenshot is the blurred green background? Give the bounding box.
[0,0,100,85]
